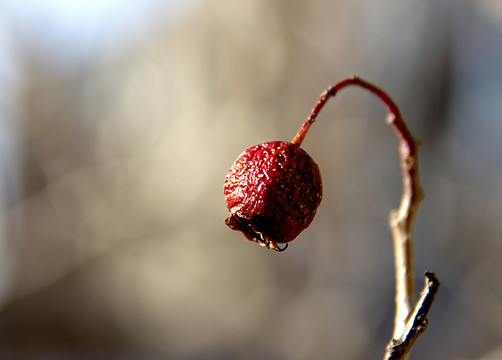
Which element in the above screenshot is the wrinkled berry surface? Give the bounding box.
[224,141,322,249]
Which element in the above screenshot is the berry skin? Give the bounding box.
[224,141,322,251]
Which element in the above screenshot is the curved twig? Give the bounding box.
[294,76,438,359]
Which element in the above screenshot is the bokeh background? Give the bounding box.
[0,0,501,359]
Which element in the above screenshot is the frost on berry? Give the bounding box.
[224,141,322,251]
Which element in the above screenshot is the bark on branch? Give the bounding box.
[384,272,440,360]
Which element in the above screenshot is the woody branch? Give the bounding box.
[293,75,440,360]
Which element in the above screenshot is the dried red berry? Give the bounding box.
[224,141,322,251]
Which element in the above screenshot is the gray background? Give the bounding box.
[0,0,501,359]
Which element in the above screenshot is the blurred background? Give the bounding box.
[0,0,501,359]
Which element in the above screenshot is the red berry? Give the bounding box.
[224,141,322,251]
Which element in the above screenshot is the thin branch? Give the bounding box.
[384,272,440,360]
[295,75,437,359]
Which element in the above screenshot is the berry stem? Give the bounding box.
[292,75,412,147]
[294,75,434,359]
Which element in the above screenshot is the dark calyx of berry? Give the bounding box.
[224,141,322,251]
